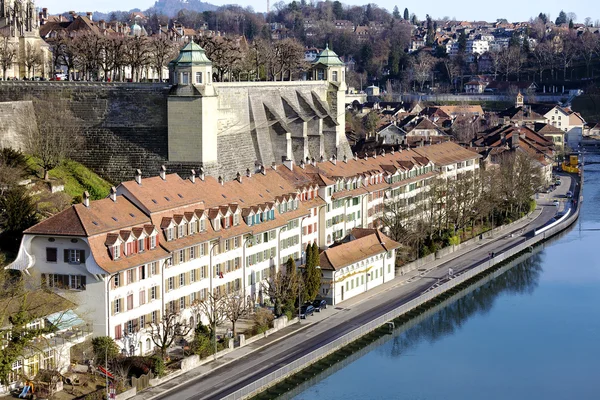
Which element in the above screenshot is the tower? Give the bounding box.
[167,42,218,170]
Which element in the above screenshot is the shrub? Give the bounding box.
[191,333,213,359]
[529,199,537,213]
[284,310,293,321]
[150,355,165,377]
[448,235,460,246]
[91,336,119,364]
[252,308,274,334]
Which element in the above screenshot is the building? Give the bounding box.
[8,142,480,354]
[0,290,91,394]
[319,228,399,304]
[0,0,51,79]
[167,42,351,178]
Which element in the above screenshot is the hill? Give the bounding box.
[146,0,218,17]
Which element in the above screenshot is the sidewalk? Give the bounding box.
[131,203,550,400]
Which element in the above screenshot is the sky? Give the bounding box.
[39,0,599,23]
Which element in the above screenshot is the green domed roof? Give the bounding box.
[169,42,212,66]
[313,44,345,66]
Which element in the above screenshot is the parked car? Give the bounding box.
[566,191,573,198]
[312,299,327,312]
[300,305,314,319]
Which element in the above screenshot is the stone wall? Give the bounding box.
[0,101,36,151]
[0,81,352,184]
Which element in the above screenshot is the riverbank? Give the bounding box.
[136,174,579,400]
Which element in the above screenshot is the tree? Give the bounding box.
[26,96,82,180]
[0,33,16,80]
[0,186,38,251]
[302,244,321,302]
[150,36,177,82]
[413,52,436,91]
[425,15,435,46]
[193,291,226,336]
[148,311,193,359]
[22,43,43,79]
[538,13,548,24]
[403,8,409,21]
[555,10,567,25]
[262,257,300,316]
[363,111,380,138]
[91,336,120,365]
[392,6,400,19]
[223,291,248,337]
[124,36,151,82]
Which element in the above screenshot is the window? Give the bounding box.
[151,311,158,324]
[234,237,240,248]
[168,277,174,291]
[150,262,157,275]
[113,245,120,259]
[115,298,122,314]
[67,249,84,264]
[179,297,185,310]
[191,269,196,282]
[127,320,134,334]
[139,315,146,328]
[181,72,189,84]
[179,250,184,264]
[139,265,146,280]
[166,228,173,241]
[114,274,120,287]
[195,71,202,84]
[178,225,184,238]
[127,269,135,284]
[332,71,338,81]
[179,273,185,287]
[115,324,122,339]
[138,239,144,252]
[46,248,57,262]
[150,235,157,249]
[190,246,195,259]
[151,286,157,300]
[139,290,146,305]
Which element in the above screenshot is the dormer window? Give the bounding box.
[113,245,120,260]
[190,221,196,234]
[223,216,230,229]
[178,225,184,238]
[214,218,221,231]
[195,72,202,84]
[200,219,206,232]
[166,228,174,241]
[150,235,157,249]
[138,239,144,253]
[233,214,240,226]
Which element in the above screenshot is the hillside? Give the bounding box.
[146,0,218,16]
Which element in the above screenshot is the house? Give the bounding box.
[485,81,537,93]
[376,123,406,145]
[530,104,586,146]
[534,123,567,149]
[0,290,91,394]
[404,117,449,138]
[318,228,399,305]
[464,80,488,93]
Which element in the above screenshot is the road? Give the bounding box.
[155,175,573,400]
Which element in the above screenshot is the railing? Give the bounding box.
[223,180,583,400]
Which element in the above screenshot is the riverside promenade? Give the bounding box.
[133,174,579,400]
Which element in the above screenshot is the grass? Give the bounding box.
[26,157,112,201]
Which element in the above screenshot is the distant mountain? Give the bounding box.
[147,0,219,17]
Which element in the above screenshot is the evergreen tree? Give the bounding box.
[0,186,38,252]
[304,243,313,268]
[538,13,548,24]
[403,8,409,20]
[393,6,400,19]
[332,1,344,20]
[425,15,435,46]
[303,243,321,302]
[458,31,467,53]
[556,10,567,25]
[568,19,574,29]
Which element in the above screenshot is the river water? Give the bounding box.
[289,157,600,400]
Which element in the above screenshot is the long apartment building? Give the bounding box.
[8,142,479,355]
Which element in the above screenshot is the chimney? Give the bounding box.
[83,191,90,207]
[69,11,76,21]
[271,162,277,170]
[99,19,106,29]
[109,186,117,202]
[391,148,395,155]
[283,159,294,171]
[236,171,242,183]
[381,149,386,156]
[218,176,224,185]
[331,155,337,165]
[300,160,305,169]
[135,169,142,185]
[353,153,358,161]
[373,151,377,159]
[246,168,251,178]
[311,157,316,166]
[343,154,348,163]
[159,165,167,180]
[199,167,205,181]
[190,169,196,183]
[260,165,266,175]
[42,8,48,19]
[319,155,324,163]
[86,12,93,21]
[511,131,520,148]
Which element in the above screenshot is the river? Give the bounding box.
[287,157,600,400]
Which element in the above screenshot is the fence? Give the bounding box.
[223,185,582,400]
[131,372,153,393]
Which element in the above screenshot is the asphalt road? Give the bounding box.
[158,175,573,400]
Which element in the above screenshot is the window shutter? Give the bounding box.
[172,253,178,266]
[64,249,69,262]
[119,272,124,286]
[164,279,169,291]
[78,250,85,263]
[111,300,115,316]
[148,288,151,301]
[156,287,160,299]
[82,275,87,288]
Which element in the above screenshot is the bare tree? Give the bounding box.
[124,36,151,82]
[26,96,82,180]
[579,31,599,78]
[150,36,177,82]
[148,311,193,360]
[262,262,300,317]
[223,291,249,337]
[192,291,226,336]
[22,43,43,79]
[0,33,16,80]
[412,52,435,91]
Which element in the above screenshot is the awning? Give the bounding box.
[45,310,85,330]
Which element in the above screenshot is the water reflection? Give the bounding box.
[388,252,543,359]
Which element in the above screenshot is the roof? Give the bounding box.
[413,141,481,165]
[313,44,345,66]
[0,290,74,329]
[319,228,400,271]
[169,41,212,66]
